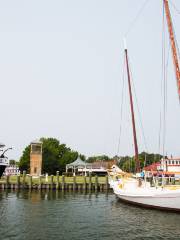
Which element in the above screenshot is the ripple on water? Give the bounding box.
[0,191,180,240]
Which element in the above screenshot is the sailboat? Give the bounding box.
[110,0,180,211]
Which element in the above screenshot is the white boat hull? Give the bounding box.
[115,192,180,211]
[111,178,180,211]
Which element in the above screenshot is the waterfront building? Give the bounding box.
[161,157,180,173]
[144,162,161,172]
[4,165,20,176]
[66,157,92,176]
[30,140,42,176]
[66,159,114,176]
[143,157,180,177]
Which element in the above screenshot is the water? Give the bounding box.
[0,191,180,240]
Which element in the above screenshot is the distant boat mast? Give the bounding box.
[124,42,140,173]
[164,0,180,99]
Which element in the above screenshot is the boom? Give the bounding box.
[164,0,180,98]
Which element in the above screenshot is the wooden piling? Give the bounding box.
[16,175,20,189]
[88,174,92,191]
[83,176,86,190]
[22,171,26,188]
[56,171,59,190]
[5,175,9,189]
[105,175,109,191]
[78,184,81,191]
[29,176,32,190]
[50,175,53,189]
[73,176,76,191]
[0,174,110,191]
[61,175,65,191]
[39,176,42,190]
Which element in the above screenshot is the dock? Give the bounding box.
[0,172,110,192]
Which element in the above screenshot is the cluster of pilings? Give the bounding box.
[0,171,110,192]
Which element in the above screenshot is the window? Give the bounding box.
[34,167,37,174]
[32,144,41,154]
[172,161,174,165]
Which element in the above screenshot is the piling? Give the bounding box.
[22,171,26,188]
[83,176,86,191]
[88,174,92,191]
[61,175,65,191]
[5,175,9,189]
[73,176,76,191]
[0,174,110,191]
[105,175,109,191]
[39,176,42,190]
[16,175,20,189]
[95,175,98,191]
[56,171,60,190]
[50,175,53,189]
[29,176,32,190]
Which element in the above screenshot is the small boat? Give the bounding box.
[0,144,11,177]
[110,0,180,212]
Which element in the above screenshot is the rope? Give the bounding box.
[117,53,126,156]
[169,0,180,15]
[124,0,150,37]
[162,2,167,160]
[161,2,171,160]
[158,2,165,161]
[128,58,148,153]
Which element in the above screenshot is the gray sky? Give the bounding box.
[0,0,180,160]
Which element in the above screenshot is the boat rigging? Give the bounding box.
[164,0,180,99]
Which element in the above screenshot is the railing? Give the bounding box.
[0,158,9,165]
[148,176,180,187]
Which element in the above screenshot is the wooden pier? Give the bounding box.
[0,172,110,192]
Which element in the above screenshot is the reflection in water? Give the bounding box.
[0,190,180,240]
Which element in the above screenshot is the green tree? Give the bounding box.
[19,145,31,172]
[87,155,110,163]
[9,159,17,165]
[118,152,162,173]
[19,138,80,174]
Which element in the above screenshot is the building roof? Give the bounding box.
[144,162,161,171]
[91,161,114,169]
[162,157,180,161]
[31,139,42,144]
[66,157,92,167]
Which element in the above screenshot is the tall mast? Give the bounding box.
[164,0,180,98]
[124,47,140,173]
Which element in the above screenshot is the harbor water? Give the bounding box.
[0,191,180,240]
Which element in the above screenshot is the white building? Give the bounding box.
[4,165,20,176]
[161,157,180,173]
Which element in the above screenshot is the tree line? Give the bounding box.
[17,137,162,174]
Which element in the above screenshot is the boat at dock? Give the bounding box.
[0,144,11,177]
[112,175,180,211]
[109,0,180,212]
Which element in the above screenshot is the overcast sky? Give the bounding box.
[0,0,179,160]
